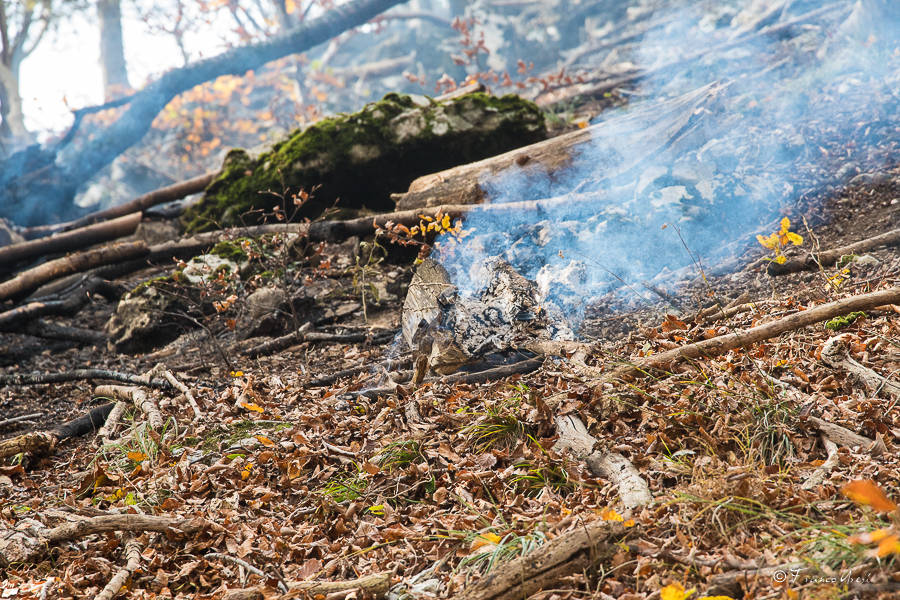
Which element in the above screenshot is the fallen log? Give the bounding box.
[0,402,114,461]
[0,513,219,567]
[0,276,122,330]
[450,520,632,600]
[613,286,900,378]
[0,212,142,269]
[23,320,107,346]
[0,241,148,302]
[767,227,900,276]
[242,326,396,358]
[390,83,718,211]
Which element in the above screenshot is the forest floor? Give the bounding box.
[1,158,899,600]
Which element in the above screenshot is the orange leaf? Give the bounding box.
[876,534,900,557]
[255,435,275,447]
[842,480,898,512]
[601,508,624,522]
[127,451,147,462]
[241,401,264,413]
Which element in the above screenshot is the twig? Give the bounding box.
[206,552,289,593]
[159,368,203,419]
[0,412,43,428]
[95,536,142,600]
[96,402,127,446]
[242,326,396,358]
[0,369,172,390]
[801,434,839,490]
[323,441,357,458]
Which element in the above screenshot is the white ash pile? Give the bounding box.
[401,258,574,375]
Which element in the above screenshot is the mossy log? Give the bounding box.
[182,92,546,232]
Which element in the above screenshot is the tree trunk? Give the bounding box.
[97,0,131,98]
[0,61,30,148]
[0,0,407,226]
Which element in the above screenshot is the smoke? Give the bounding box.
[433,1,900,327]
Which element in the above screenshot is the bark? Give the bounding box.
[93,384,164,430]
[451,520,632,600]
[613,287,900,378]
[0,240,148,302]
[0,0,408,226]
[767,227,900,275]
[97,0,130,98]
[224,572,392,599]
[0,212,142,269]
[0,402,115,461]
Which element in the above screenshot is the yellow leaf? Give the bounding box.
[756,233,778,250]
[698,597,734,600]
[842,480,899,512]
[241,463,254,480]
[624,519,636,528]
[241,402,265,413]
[230,370,244,377]
[127,451,147,462]
[255,435,275,447]
[471,532,502,551]
[785,231,803,245]
[661,583,695,600]
[441,214,451,230]
[876,534,900,557]
[600,508,624,522]
[780,217,791,233]
[775,255,787,264]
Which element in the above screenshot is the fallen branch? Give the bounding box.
[94,385,164,430]
[0,241,148,302]
[554,414,652,509]
[95,536,142,600]
[613,287,900,378]
[0,369,171,390]
[223,571,392,600]
[450,520,631,600]
[0,513,219,567]
[821,334,900,397]
[0,212,142,269]
[158,367,203,419]
[767,227,900,276]
[242,326,396,358]
[0,402,114,460]
[96,401,127,446]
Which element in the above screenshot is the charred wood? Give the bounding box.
[0,402,114,461]
[0,369,172,390]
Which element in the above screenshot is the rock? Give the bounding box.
[240,286,289,338]
[106,280,186,353]
[182,92,546,232]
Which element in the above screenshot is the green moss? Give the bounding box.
[210,238,250,262]
[182,92,546,232]
[129,274,175,296]
[824,311,866,331]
